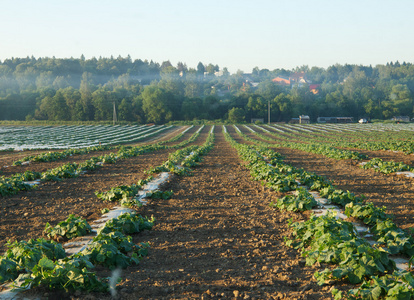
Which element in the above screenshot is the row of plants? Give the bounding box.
[360,157,413,174]
[95,127,215,208]
[0,212,154,293]
[12,144,114,166]
[287,212,396,287]
[249,126,414,181]
[345,141,414,154]
[242,125,369,160]
[226,129,414,299]
[265,124,414,154]
[0,126,204,197]
[283,142,368,160]
[226,129,364,210]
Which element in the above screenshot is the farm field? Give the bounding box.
[0,124,174,151]
[1,124,414,299]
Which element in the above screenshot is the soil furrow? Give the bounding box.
[101,129,336,299]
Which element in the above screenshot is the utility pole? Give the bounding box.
[268,100,270,124]
[113,101,117,125]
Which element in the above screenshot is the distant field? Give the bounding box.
[0,124,172,150]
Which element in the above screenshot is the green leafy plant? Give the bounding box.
[345,202,390,226]
[332,271,414,300]
[270,188,317,212]
[98,213,155,235]
[15,256,108,292]
[372,219,414,256]
[95,184,141,202]
[146,190,174,200]
[80,232,149,269]
[44,214,92,240]
[360,157,413,174]
[0,257,18,283]
[285,212,395,285]
[1,238,66,281]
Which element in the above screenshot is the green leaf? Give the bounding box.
[38,257,55,270]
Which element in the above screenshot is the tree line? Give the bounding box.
[0,56,413,123]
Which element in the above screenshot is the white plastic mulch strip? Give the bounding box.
[243,125,255,133]
[23,180,41,187]
[268,124,287,133]
[196,125,204,133]
[0,124,174,151]
[255,125,270,133]
[135,172,171,206]
[395,171,414,178]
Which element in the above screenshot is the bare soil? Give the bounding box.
[4,125,413,299]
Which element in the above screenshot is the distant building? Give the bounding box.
[299,115,310,124]
[272,72,320,94]
[317,117,353,123]
[289,118,300,124]
[309,84,320,94]
[214,70,224,77]
[392,116,410,123]
[272,76,291,86]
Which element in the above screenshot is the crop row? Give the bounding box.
[238,125,369,161]
[260,124,414,154]
[241,126,414,178]
[96,126,215,207]
[224,127,414,299]
[12,144,114,166]
[360,158,413,174]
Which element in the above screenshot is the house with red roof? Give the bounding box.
[309,84,320,94]
[272,76,290,86]
[272,72,320,94]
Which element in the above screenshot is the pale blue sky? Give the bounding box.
[0,0,413,73]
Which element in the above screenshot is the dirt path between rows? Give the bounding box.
[91,129,339,300]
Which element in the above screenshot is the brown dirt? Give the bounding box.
[8,125,412,299]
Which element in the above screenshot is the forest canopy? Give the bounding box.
[0,56,413,123]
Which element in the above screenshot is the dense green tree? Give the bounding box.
[39,91,69,120]
[141,86,173,124]
[196,62,205,75]
[228,107,245,123]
